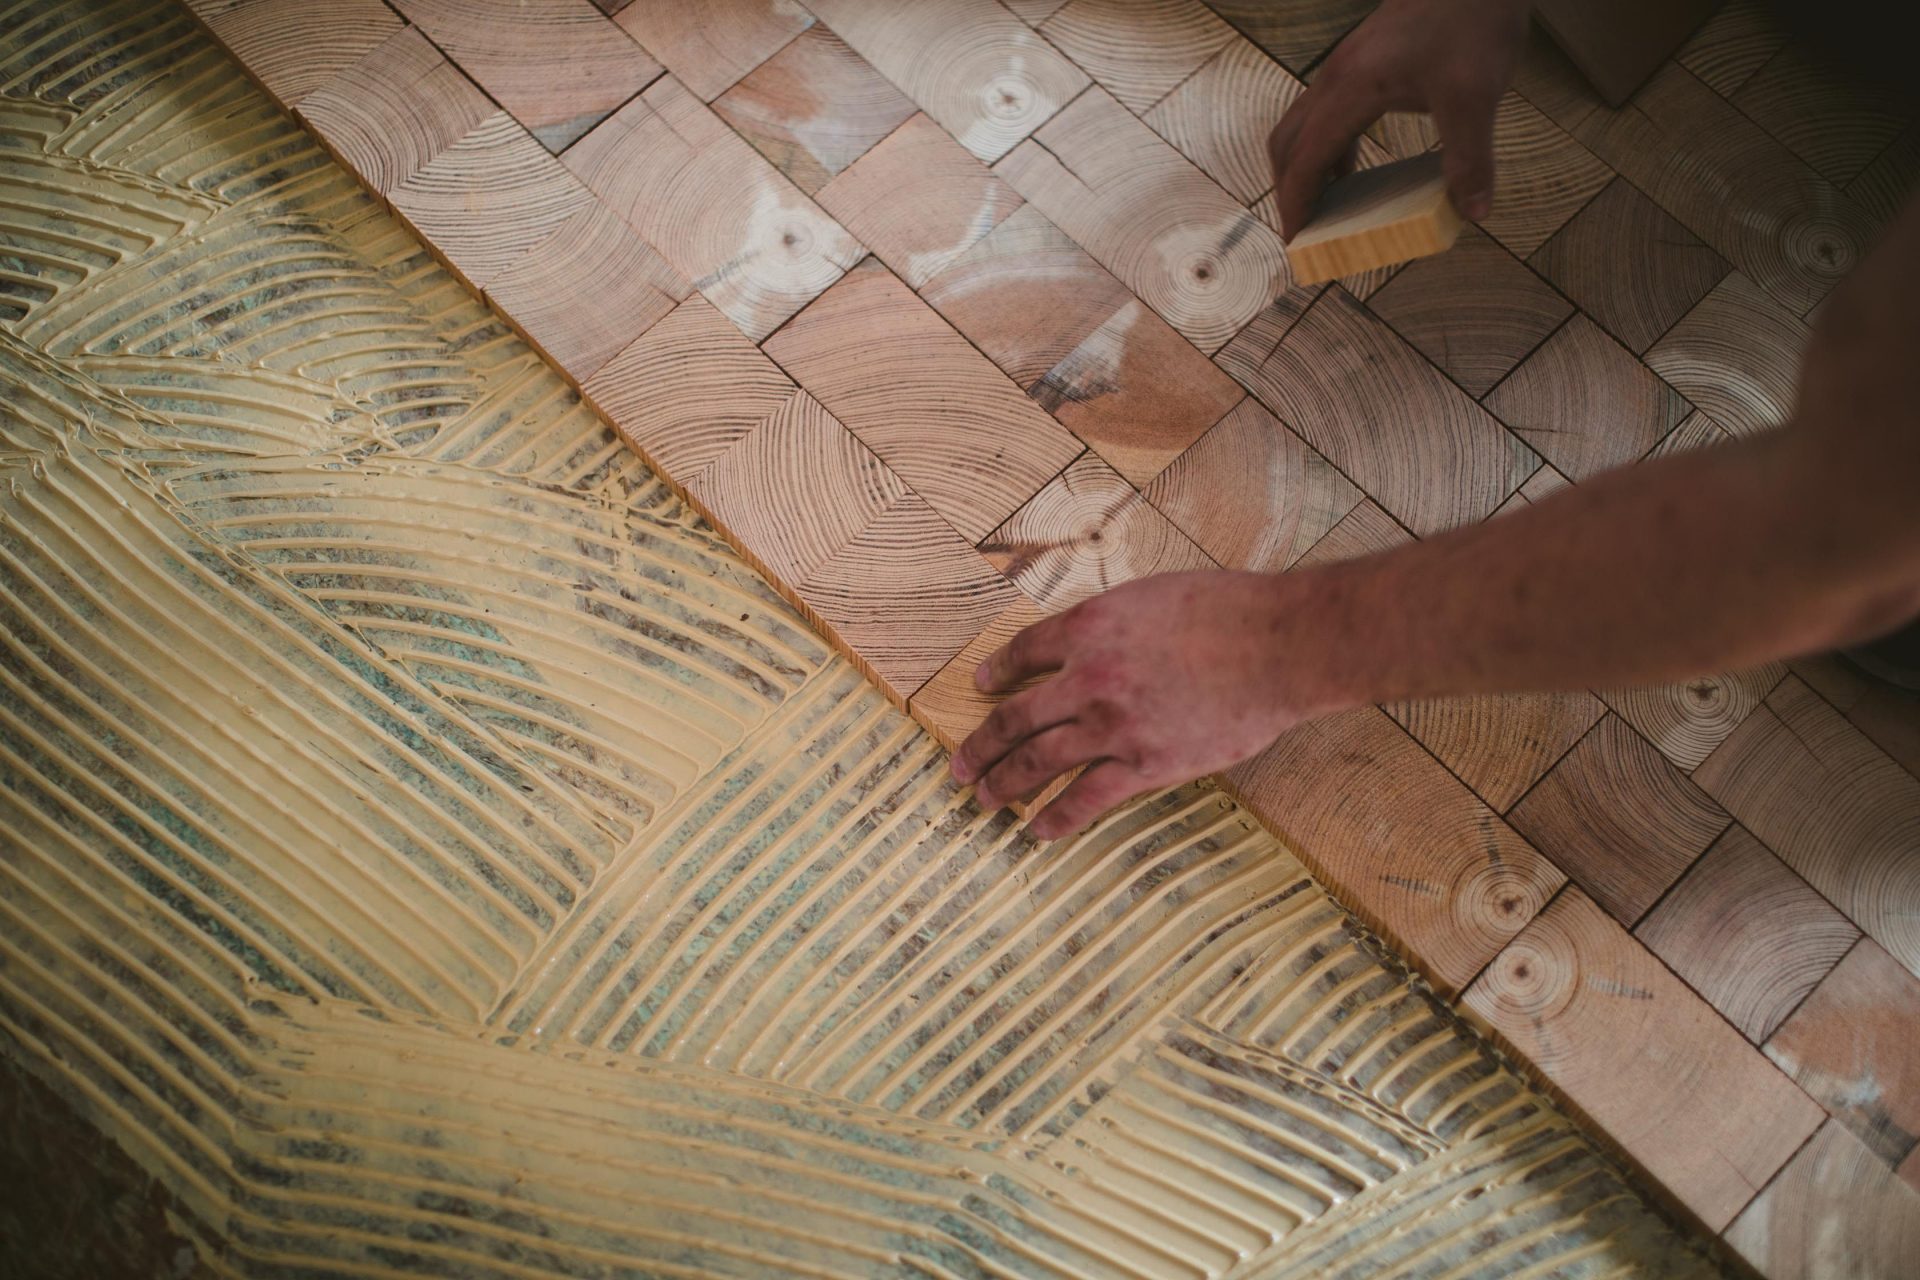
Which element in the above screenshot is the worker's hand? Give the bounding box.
[950,571,1345,839]
[1270,0,1531,239]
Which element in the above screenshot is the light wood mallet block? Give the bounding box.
[1286,151,1464,285]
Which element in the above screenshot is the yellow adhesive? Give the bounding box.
[0,3,1722,1276]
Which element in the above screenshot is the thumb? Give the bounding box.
[1432,87,1499,222]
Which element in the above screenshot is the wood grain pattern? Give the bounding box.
[483,201,688,384]
[562,76,862,341]
[797,492,1020,703]
[388,111,596,290]
[762,259,1083,545]
[1144,397,1360,574]
[1529,177,1730,354]
[295,26,492,196]
[712,27,916,195]
[1531,0,1716,105]
[1219,285,1537,537]
[1731,45,1912,187]
[688,390,906,586]
[1484,313,1689,481]
[1635,825,1859,1043]
[920,204,1243,486]
[581,296,796,485]
[612,0,813,102]
[1695,676,1920,979]
[982,454,1214,611]
[802,0,1089,163]
[1388,690,1605,814]
[1766,937,1920,1168]
[1509,714,1729,925]
[1366,224,1572,397]
[1645,271,1810,438]
[390,0,663,152]
[814,113,1024,289]
[1601,658,1785,773]
[1038,0,1235,113]
[1847,123,1920,224]
[1286,152,1463,286]
[1475,92,1615,258]
[1200,0,1371,76]
[1463,886,1824,1233]
[1675,0,1783,97]
[1143,37,1305,203]
[194,0,404,108]
[996,87,1289,354]
[1725,1121,1920,1280]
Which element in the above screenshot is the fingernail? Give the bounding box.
[1465,191,1491,221]
[973,660,992,690]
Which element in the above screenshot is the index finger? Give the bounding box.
[1275,88,1381,241]
[975,609,1071,693]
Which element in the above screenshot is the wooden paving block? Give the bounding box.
[1675,0,1784,97]
[1005,0,1070,21]
[194,0,403,109]
[995,88,1289,354]
[687,390,906,586]
[1847,124,1920,224]
[712,27,916,195]
[762,260,1083,545]
[563,77,862,341]
[1285,152,1463,287]
[1532,0,1717,106]
[1142,397,1360,574]
[1635,825,1859,1043]
[581,296,795,486]
[1387,690,1605,814]
[1200,0,1371,76]
[1038,0,1235,114]
[1725,1120,1920,1280]
[1732,45,1911,188]
[1530,177,1731,354]
[1517,462,1573,504]
[613,0,813,102]
[1646,272,1810,439]
[797,493,1021,704]
[1462,887,1824,1232]
[1367,224,1572,397]
[814,113,1025,290]
[981,454,1215,613]
[1766,938,1920,1168]
[1905,1142,1920,1197]
[1509,714,1729,925]
[1696,677,1920,978]
[1218,284,1537,537]
[1142,37,1304,203]
[1475,93,1614,259]
[1601,659,1786,773]
[1484,314,1690,481]
[483,200,689,384]
[295,26,492,196]
[803,0,1089,164]
[1843,683,1920,784]
[1295,495,1410,566]
[388,111,596,291]
[390,0,662,152]
[920,205,1243,486]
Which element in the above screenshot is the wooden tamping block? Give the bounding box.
[1285,151,1464,285]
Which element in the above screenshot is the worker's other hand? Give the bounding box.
[950,571,1336,840]
[1270,0,1530,240]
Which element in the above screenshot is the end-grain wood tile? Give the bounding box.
[1530,177,1731,354]
[390,0,663,152]
[1645,271,1810,439]
[612,0,813,102]
[1483,313,1690,482]
[996,87,1289,354]
[1200,0,1370,76]
[196,0,404,109]
[1219,285,1537,537]
[1462,886,1824,1232]
[1843,682,1920,784]
[1143,397,1360,574]
[295,26,492,195]
[388,111,596,290]
[1387,690,1605,815]
[1295,494,1410,565]
[1675,0,1784,97]
[798,492,1021,704]
[982,454,1214,612]
[762,259,1083,545]
[1509,714,1729,925]
[1766,937,1920,1168]
[1847,124,1920,225]
[815,112,1024,290]
[1905,1141,1920,1197]
[1601,659,1786,773]
[920,204,1243,486]
[687,390,906,586]
[1725,1120,1920,1280]
[803,0,1089,164]
[1517,461,1573,503]
[1005,0,1071,21]
[1635,825,1859,1043]
[483,200,689,384]
[1365,224,1573,397]
[1695,676,1920,979]
[1038,0,1235,114]
[1732,45,1912,188]
[712,26,916,195]
[1475,92,1614,259]
[581,296,795,486]
[563,77,862,341]
[1531,0,1717,106]
[1143,37,1305,203]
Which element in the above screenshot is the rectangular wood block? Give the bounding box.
[295,26,493,195]
[1286,152,1464,286]
[614,0,813,101]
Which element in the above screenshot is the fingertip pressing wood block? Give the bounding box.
[1286,151,1463,286]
